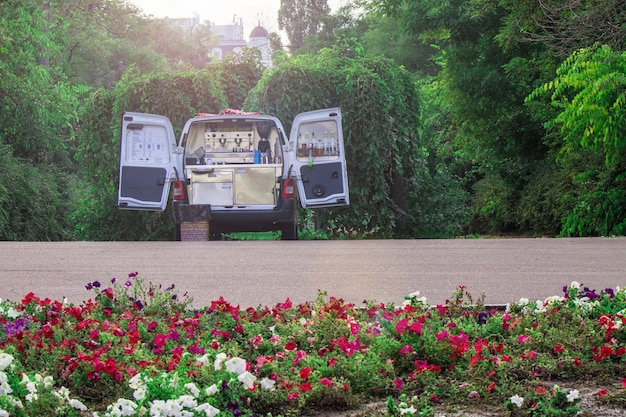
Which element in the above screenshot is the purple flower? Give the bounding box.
[604,288,615,298]
[135,300,144,310]
[125,281,132,287]
[111,277,117,284]
[128,272,138,278]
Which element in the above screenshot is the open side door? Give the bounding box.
[117,112,179,210]
[289,108,349,208]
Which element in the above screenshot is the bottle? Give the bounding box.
[314,132,323,156]
[323,131,329,155]
[306,132,313,164]
[297,132,304,157]
[330,131,337,155]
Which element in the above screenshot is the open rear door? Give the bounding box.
[289,108,349,208]
[117,112,179,210]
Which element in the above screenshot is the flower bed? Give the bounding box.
[1,274,626,416]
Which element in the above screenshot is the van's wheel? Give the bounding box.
[281,222,298,240]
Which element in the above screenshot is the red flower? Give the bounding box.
[621,378,626,389]
[300,366,311,380]
[393,377,404,390]
[487,382,496,392]
[300,381,312,392]
[554,345,565,354]
[328,357,338,368]
[598,388,609,398]
[287,391,299,401]
[284,341,297,351]
[535,386,547,394]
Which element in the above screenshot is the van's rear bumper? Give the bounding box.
[173,198,297,233]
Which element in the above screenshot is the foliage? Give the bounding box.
[217,48,265,110]
[526,45,626,236]
[528,45,626,169]
[73,69,227,241]
[2,276,626,416]
[0,144,76,241]
[278,0,331,52]
[247,39,465,238]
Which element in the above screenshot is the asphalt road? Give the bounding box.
[0,238,625,309]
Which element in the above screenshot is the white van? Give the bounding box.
[116,108,349,240]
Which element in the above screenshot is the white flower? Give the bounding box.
[25,392,38,402]
[185,382,200,397]
[237,371,257,389]
[195,403,220,417]
[6,308,21,319]
[518,297,529,305]
[178,395,197,408]
[225,357,247,375]
[0,409,8,417]
[196,353,210,366]
[0,353,14,371]
[570,281,581,290]
[0,372,12,396]
[70,398,88,411]
[150,400,166,416]
[54,386,71,401]
[133,385,147,401]
[205,384,219,396]
[399,405,417,415]
[213,352,227,371]
[128,373,143,389]
[510,394,524,407]
[260,378,276,391]
[567,389,580,402]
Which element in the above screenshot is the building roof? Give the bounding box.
[249,25,269,39]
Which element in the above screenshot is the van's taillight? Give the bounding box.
[282,177,295,199]
[173,180,185,200]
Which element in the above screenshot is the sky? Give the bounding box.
[129,0,341,40]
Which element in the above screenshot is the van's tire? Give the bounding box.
[281,222,298,240]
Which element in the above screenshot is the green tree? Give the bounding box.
[218,48,265,109]
[278,0,330,51]
[527,45,626,236]
[74,69,226,240]
[246,40,466,237]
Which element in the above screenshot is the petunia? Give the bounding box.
[238,371,257,389]
[195,403,220,417]
[510,394,524,407]
[214,352,227,371]
[260,378,276,391]
[567,390,580,402]
[178,395,197,408]
[0,353,13,371]
[185,382,200,397]
[225,357,247,375]
[70,398,88,411]
[205,384,219,396]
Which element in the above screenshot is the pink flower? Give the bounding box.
[399,345,414,357]
[435,330,449,341]
[320,377,333,387]
[393,377,404,390]
[518,335,530,344]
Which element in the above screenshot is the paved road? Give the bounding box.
[0,238,624,309]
